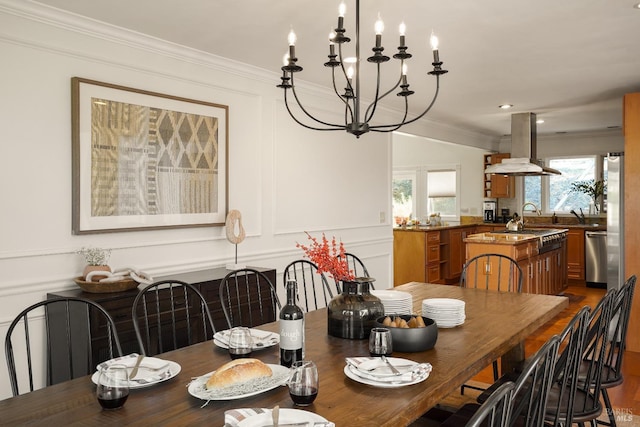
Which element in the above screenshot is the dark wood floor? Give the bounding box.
[471,284,640,418]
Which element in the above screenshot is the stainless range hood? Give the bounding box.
[485,112,561,176]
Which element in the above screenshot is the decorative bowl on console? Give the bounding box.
[74,277,139,294]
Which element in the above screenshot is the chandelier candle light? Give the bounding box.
[278,0,448,137]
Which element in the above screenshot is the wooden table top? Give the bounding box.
[0,283,568,426]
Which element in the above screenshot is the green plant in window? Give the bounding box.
[570,179,606,211]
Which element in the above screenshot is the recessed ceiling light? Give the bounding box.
[634,2,640,9]
[536,119,544,124]
[499,104,513,109]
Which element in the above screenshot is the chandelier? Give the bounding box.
[277,0,448,138]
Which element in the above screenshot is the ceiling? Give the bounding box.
[32,0,640,138]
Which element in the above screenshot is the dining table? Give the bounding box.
[0,282,568,426]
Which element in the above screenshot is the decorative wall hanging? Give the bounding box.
[71,77,229,234]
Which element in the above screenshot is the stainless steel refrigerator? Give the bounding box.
[607,152,624,291]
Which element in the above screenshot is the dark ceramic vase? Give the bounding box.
[327,277,384,339]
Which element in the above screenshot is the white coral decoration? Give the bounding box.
[77,247,111,266]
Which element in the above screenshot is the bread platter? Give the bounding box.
[187,360,289,403]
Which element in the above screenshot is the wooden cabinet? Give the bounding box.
[393,230,443,286]
[623,92,640,352]
[47,267,276,378]
[443,225,476,284]
[566,229,585,282]
[484,153,515,198]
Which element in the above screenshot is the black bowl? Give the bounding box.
[375,315,438,352]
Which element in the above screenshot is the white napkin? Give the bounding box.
[224,408,270,427]
[215,329,279,348]
[96,353,171,384]
[345,357,432,383]
[223,408,335,427]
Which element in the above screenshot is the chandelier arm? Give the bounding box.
[362,62,383,124]
[370,75,441,129]
[369,97,410,132]
[283,90,346,131]
[364,72,403,122]
[289,77,345,128]
[331,67,354,120]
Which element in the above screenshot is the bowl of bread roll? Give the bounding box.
[375,315,438,352]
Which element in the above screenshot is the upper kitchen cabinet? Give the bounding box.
[483,153,514,198]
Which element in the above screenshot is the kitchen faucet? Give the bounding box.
[521,202,541,227]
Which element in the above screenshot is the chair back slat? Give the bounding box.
[5,297,122,396]
[284,260,333,312]
[132,280,216,356]
[466,381,515,427]
[334,252,373,293]
[219,268,281,329]
[460,253,523,292]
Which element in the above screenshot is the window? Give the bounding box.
[392,171,416,225]
[524,156,601,214]
[393,166,460,223]
[427,170,457,217]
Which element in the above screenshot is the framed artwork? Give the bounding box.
[71,77,228,234]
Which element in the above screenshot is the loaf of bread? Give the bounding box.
[205,358,272,389]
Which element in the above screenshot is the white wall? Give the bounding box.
[392,132,490,219]
[0,1,533,399]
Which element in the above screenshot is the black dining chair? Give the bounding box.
[283,259,334,312]
[478,305,592,427]
[131,280,216,356]
[334,252,374,293]
[460,253,523,293]
[444,334,559,427]
[5,297,123,396]
[546,288,616,426]
[443,381,516,427]
[460,253,523,395]
[596,275,636,427]
[219,268,281,328]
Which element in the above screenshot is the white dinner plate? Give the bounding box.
[238,409,329,427]
[344,359,430,388]
[91,357,181,389]
[213,329,279,351]
[188,363,289,401]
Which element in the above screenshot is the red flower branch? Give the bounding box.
[296,232,355,281]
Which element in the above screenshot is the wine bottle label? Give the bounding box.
[279,319,304,350]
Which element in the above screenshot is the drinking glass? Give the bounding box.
[96,364,129,410]
[369,327,393,357]
[288,360,318,406]
[228,326,253,359]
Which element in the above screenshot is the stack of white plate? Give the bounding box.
[371,290,413,315]
[422,298,466,328]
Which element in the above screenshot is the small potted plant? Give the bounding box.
[77,246,112,281]
[570,179,606,214]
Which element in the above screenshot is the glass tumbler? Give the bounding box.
[288,360,318,406]
[96,364,129,410]
[369,327,393,357]
[228,326,253,359]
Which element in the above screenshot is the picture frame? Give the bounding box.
[71,77,228,234]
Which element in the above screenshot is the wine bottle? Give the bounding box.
[279,279,304,367]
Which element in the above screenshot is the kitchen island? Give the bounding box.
[464,228,568,295]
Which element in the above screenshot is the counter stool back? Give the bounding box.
[5,297,123,396]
